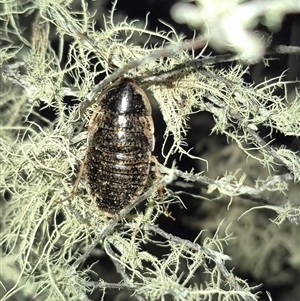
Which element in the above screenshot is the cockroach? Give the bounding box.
[83,78,155,218]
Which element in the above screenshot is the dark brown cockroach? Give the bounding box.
[84,78,155,217]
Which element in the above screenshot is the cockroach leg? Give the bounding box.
[151,156,176,221]
[72,155,87,195]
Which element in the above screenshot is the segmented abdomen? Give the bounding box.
[85,79,154,216]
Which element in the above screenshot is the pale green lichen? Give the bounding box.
[1,0,299,300]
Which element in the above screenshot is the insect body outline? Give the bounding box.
[84,78,155,218]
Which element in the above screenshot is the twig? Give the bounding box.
[266,45,300,56]
[177,176,271,202]
[76,38,206,117]
[145,225,257,301]
[48,7,206,117]
[105,241,146,301]
[139,53,238,83]
[1,62,79,100]
[205,95,297,178]
[160,165,293,206]
[140,45,300,83]
[86,281,140,291]
[72,172,177,269]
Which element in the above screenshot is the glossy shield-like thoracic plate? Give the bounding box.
[85,78,154,217]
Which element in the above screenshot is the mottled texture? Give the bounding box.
[85,79,154,217]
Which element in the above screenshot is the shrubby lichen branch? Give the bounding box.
[1,0,299,301]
